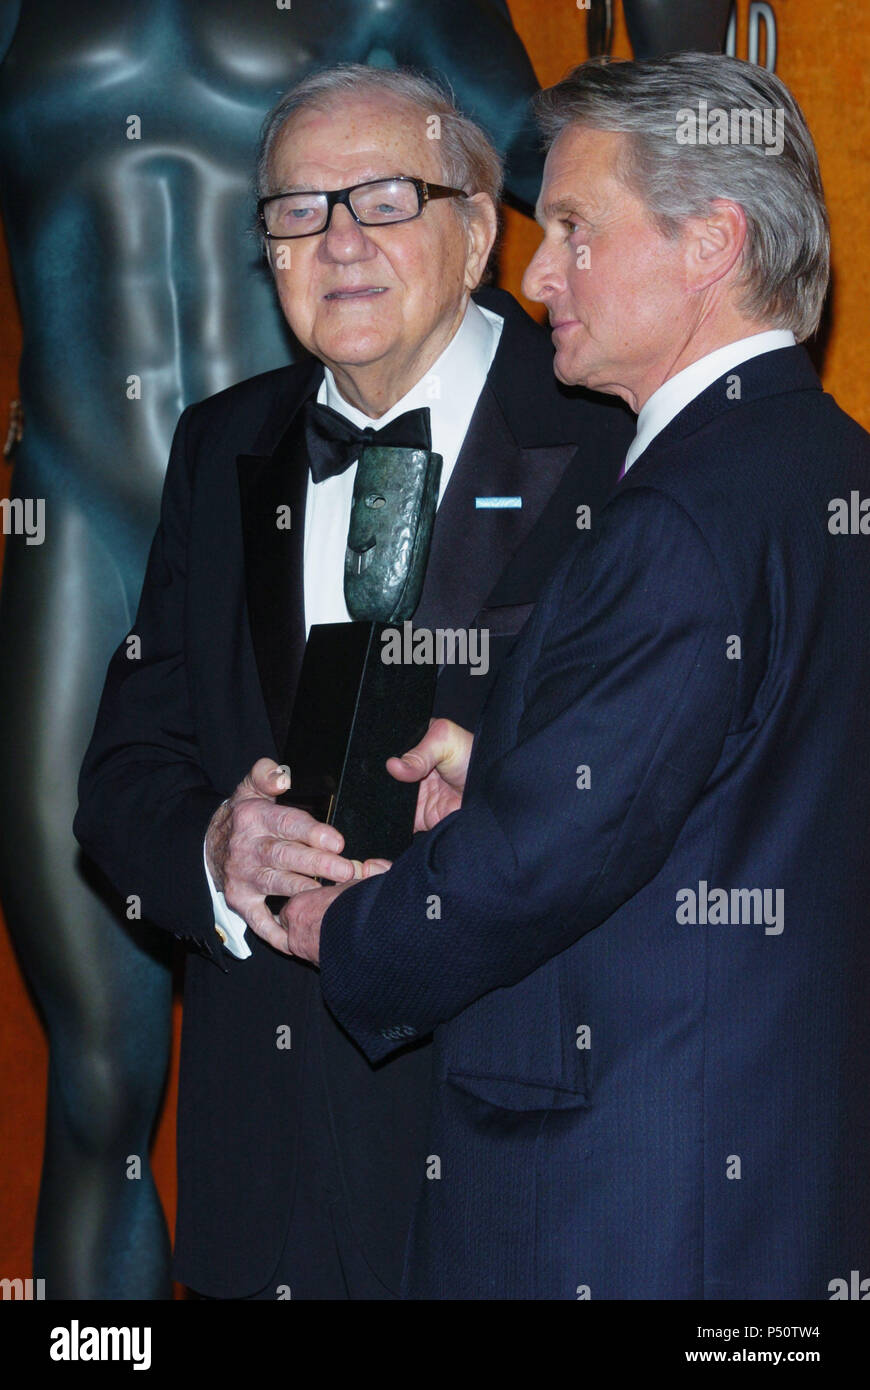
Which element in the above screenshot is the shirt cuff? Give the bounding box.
[202,833,252,961]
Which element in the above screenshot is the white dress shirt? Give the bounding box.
[623,330,796,474]
[206,298,504,958]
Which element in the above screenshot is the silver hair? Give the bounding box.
[254,63,503,246]
[532,53,830,341]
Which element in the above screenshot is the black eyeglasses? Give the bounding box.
[257,176,468,239]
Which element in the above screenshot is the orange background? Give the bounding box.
[1,0,868,1286]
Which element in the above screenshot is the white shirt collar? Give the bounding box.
[623,329,796,474]
[318,297,503,500]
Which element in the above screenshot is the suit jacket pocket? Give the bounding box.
[439,952,592,1106]
[446,1070,590,1113]
[474,602,535,639]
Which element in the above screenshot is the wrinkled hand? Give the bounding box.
[205,757,367,956]
[386,717,474,831]
[275,720,474,961]
[278,857,391,964]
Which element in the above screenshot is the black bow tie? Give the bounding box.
[302,399,432,484]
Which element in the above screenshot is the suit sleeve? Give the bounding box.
[320,487,741,1060]
[74,405,227,962]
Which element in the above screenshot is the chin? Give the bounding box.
[316,329,394,367]
[553,352,586,388]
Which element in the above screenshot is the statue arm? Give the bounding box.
[385,0,546,211]
[0,0,21,64]
[73,406,225,963]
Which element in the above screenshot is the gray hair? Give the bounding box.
[533,53,830,341]
[255,63,503,244]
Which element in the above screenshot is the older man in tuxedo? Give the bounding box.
[74,64,632,1299]
[283,54,870,1299]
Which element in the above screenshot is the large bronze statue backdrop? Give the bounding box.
[0,0,739,1298]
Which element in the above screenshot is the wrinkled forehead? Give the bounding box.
[269,94,445,191]
[536,126,630,219]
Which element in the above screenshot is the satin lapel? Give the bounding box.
[414,382,575,631]
[236,413,311,759]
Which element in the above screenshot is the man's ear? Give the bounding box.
[683,199,747,294]
[462,193,499,290]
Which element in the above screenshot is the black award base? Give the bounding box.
[275,621,436,867]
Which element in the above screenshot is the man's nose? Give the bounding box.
[522,239,562,305]
[319,203,377,262]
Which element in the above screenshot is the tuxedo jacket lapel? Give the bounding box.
[236,359,322,757]
[415,381,575,632]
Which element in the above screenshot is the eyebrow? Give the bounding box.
[538,196,590,225]
[269,173,410,196]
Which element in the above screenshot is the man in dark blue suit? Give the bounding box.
[281,54,870,1299]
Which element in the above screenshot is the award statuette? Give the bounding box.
[276,442,443,866]
[622,0,732,58]
[588,0,733,59]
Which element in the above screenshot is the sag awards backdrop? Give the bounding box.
[0,0,868,1297]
